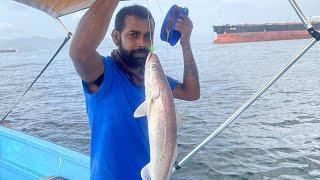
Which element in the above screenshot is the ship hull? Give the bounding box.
[213,30,313,44]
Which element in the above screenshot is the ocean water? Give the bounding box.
[0,38,320,179]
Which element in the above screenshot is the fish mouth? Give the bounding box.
[146,52,154,62]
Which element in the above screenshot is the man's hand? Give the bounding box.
[175,15,193,46]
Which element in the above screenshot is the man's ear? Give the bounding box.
[112,30,121,46]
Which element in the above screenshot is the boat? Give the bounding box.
[213,17,320,44]
[3,0,320,178]
[0,125,90,179]
[1,1,94,179]
[0,49,19,53]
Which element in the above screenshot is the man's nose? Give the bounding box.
[136,36,148,48]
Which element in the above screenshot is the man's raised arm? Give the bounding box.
[69,0,119,84]
[172,16,200,101]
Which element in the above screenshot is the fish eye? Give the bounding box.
[151,64,157,71]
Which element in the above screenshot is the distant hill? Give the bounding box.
[0,36,116,52]
[0,36,67,52]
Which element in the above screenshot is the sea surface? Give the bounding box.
[0,38,320,179]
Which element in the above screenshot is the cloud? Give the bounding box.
[220,0,250,3]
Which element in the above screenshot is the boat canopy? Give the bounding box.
[13,0,95,18]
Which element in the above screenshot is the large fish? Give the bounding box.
[134,52,178,180]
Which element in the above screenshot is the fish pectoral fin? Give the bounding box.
[134,101,148,118]
[140,163,151,180]
[150,85,161,100]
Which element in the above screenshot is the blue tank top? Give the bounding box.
[82,56,178,180]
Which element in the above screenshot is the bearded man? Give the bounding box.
[69,0,200,179]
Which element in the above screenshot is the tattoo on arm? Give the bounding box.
[184,60,198,79]
[183,48,199,81]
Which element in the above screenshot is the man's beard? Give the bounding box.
[119,43,149,69]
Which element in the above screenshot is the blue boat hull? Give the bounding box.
[0,125,90,180]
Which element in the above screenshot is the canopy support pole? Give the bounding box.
[56,18,73,37]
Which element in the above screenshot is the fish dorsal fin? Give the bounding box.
[141,163,151,180]
[134,101,148,118]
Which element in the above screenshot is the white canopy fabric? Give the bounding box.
[13,0,95,18]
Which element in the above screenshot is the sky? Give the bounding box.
[0,0,319,43]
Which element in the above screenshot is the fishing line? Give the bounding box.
[145,0,154,52]
[155,0,164,18]
[143,0,184,173]
[154,0,171,71]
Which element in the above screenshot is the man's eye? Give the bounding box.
[130,33,138,38]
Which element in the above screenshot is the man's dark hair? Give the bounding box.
[115,5,155,32]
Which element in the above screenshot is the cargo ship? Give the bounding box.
[213,18,320,44]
